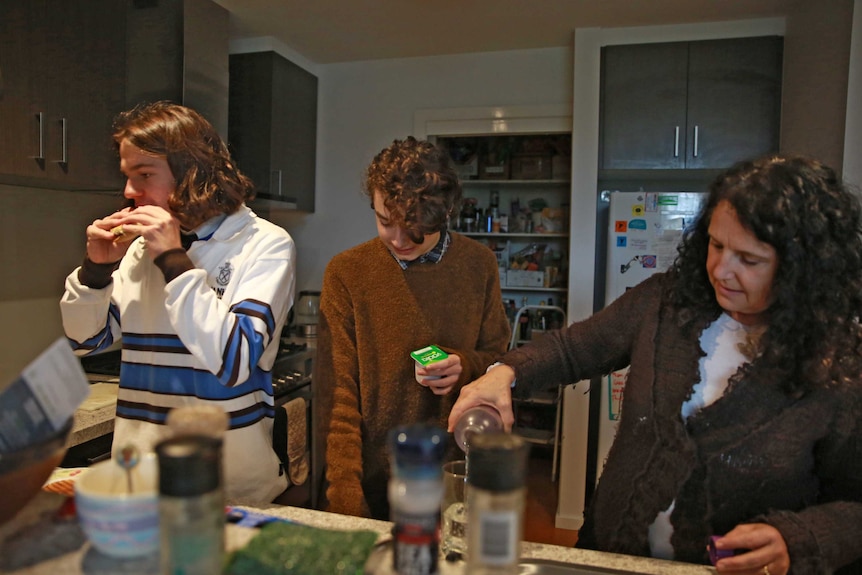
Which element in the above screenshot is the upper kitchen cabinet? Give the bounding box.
[600,36,783,171]
[229,51,318,212]
[0,0,126,190]
[0,0,229,192]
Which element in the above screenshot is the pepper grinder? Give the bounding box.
[465,432,530,575]
[156,435,224,575]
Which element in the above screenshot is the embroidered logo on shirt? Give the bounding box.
[217,262,233,286]
[212,261,233,299]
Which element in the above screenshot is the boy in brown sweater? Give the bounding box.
[316,137,510,519]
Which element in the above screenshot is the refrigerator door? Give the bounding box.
[596,191,706,480]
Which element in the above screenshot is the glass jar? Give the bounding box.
[295,290,320,336]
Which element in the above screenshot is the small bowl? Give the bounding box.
[0,419,72,527]
[74,453,159,558]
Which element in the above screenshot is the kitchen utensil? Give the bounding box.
[116,444,140,494]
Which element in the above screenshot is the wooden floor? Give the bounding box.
[523,449,579,547]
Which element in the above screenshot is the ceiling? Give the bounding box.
[212,0,790,64]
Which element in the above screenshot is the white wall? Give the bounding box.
[245,47,573,293]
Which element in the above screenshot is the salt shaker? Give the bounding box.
[156,435,224,575]
[388,424,446,575]
[465,432,530,574]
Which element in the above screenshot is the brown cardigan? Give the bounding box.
[504,273,862,574]
[316,233,511,519]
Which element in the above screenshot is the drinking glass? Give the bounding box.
[441,459,468,559]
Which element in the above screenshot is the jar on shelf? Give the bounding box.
[460,198,478,233]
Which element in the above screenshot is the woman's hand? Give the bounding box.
[447,364,516,431]
[417,353,462,395]
[714,523,790,575]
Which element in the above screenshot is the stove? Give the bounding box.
[79,349,122,376]
[272,338,315,404]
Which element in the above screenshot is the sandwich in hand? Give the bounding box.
[110,225,138,244]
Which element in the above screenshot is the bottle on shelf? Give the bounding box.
[452,405,504,453]
[534,300,547,332]
[546,297,562,331]
[460,198,478,233]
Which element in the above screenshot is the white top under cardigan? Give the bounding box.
[649,312,766,559]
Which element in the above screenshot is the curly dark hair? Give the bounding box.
[669,154,862,396]
[363,136,462,244]
[112,101,254,230]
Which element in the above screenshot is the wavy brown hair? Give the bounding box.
[363,137,462,244]
[112,101,254,229]
[669,154,862,396]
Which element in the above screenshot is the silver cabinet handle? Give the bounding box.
[271,170,283,196]
[53,117,67,165]
[30,112,45,161]
[674,126,680,158]
[693,125,699,158]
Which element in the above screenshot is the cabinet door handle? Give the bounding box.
[30,112,45,161]
[673,126,680,158]
[693,125,699,158]
[271,170,283,196]
[53,117,68,165]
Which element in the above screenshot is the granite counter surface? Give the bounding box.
[0,492,716,575]
[68,378,119,447]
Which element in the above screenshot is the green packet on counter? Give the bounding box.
[226,521,379,575]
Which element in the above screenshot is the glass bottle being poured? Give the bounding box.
[452,405,504,453]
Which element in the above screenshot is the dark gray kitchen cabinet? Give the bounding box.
[600,36,783,170]
[229,51,318,212]
[0,0,126,190]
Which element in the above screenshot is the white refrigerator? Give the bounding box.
[595,191,706,481]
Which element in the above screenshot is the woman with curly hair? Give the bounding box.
[449,154,862,574]
[61,101,297,505]
[317,136,510,519]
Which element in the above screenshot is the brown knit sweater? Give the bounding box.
[504,273,862,574]
[316,233,511,519]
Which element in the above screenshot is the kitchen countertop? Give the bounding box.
[0,491,716,575]
[68,378,119,447]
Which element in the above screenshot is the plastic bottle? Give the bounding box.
[452,405,504,452]
[156,435,224,575]
[388,424,446,575]
[465,433,530,574]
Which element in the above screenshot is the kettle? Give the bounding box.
[294,290,320,337]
